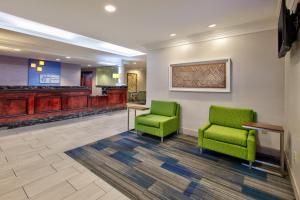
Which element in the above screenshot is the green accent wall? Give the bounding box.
[96,67,118,86]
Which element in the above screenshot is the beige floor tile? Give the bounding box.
[68,171,98,190]
[31,181,75,200]
[94,179,113,193]
[63,183,105,200]
[23,167,79,197]
[0,111,130,200]
[97,188,123,200]
[18,165,56,184]
[0,168,15,180]
[0,188,28,200]
[0,176,22,196]
[51,158,75,170]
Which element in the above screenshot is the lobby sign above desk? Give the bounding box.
[40,74,60,84]
[28,59,61,86]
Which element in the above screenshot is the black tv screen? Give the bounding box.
[278,0,289,58]
[278,0,297,58]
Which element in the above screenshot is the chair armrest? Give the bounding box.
[247,129,256,161]
[136,113,150,118]
[198,123,211,147]
[161,117,178,136]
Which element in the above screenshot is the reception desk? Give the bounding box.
[0,86,127,127]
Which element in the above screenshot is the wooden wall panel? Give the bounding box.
[0,87,127,124]
[0,98,27,116]
[63,96,88,110]
[35,96,62,113]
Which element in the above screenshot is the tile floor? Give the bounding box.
[0,110,140,200]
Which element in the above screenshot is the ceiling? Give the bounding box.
[0,0,279,66]
[0,29,145,67]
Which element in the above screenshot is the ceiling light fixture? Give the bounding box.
[98,61,118,66]
[39,60,45,65]
[36,66,43,72]
[13,48,21,51]
[55,58,61,61]
[66,56,71,59]
[88,64,91,67]
[0,11,144,57]
[105,5,116,13]
[170,33,176,37]
[208,24,216,28]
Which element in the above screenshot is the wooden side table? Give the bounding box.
[127,104,149,131]
[242,122,285,176]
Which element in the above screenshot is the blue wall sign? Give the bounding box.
[28,59,61,86]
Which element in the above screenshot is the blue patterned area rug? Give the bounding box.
[65,132,294,200]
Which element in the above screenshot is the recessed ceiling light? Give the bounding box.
[55,58,61,61]
[105,5,116,13]
[133,62,137,65]
[13,48,21,51]
[170,33,176,37]
[208,24,216,28]
[88,64,91,67]
[66,56,71,59]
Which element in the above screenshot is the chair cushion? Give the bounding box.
[209,105,255,129]
[204,125,248,147]
[136,114,172,128]
[150,100,177,117]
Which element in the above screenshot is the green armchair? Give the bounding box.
[198,105,256,167]
[135,100,180,142]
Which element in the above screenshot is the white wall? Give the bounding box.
[0,55,81,86]
[61,63,81,86]
[284,31,300,199]
[0,55,28,85]
[147,30,284,152]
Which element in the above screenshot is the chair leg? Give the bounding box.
[177,129,179,135]
[199,147,203,153]
[161,137,164,143]
[249,161,253,169]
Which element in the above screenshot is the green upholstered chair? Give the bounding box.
[135,100,180,142]
[198,105,256,167]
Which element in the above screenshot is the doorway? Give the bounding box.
[81,71,93,89]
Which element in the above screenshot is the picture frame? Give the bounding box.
[169,58,231,92]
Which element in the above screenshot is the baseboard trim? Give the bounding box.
[180,127,197,137]
[285,152,300,200]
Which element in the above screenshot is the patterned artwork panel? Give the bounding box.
[171,62,226,88]
[127,73,137,92]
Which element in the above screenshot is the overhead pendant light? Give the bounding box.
[39,60,45,65]
[30,63,37,68]
[36,66,43,72]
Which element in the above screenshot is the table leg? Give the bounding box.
[127,108,130,131]
[280,132,285,175]
[134,110,137,134]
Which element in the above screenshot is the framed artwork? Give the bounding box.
[127,73,138,93]
[169,58,231,92]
